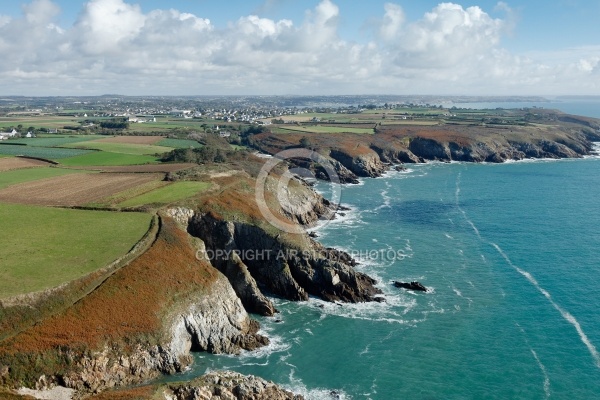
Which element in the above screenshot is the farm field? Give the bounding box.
[72,162,196,173]
[0,167,84,190]
[96,136,164,145]
[58,151,160,167]
[0,144,92,159]
[119,181,211,208]
[157,138,203,148]
[7,136,98,147]
[0,203,152,298]
[272,125,374,135]
[63,140,173,155]
[0,157,54,171]
[0,172,163,206]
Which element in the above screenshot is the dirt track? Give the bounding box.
[0,172,163,206]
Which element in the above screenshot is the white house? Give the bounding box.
[0,129,18,138]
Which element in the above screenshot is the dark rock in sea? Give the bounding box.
[338,212,346,217]
[337,205,351,211]
[308,231,318,238]
[373,296,386,303]
[393,281,428,292]
[394,165,407,171]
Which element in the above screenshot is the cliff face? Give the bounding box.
[57,274,268,393]
[329,149,386,178]
[252,116,599,176]
[188,212,382,316]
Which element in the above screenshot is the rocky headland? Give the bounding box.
[0,160,379,399]
[252,110,600,180]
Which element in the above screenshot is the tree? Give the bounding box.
[299,136,313,149]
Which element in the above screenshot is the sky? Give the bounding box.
[0,0,599,96]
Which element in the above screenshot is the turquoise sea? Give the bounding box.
[170,105,600,399]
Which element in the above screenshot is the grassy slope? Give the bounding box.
[59,151,160,166]
[0,204,152,298]
[0,218,218,387]
[119,181,211,208]
[0,168,84,190]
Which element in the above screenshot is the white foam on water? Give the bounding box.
[492,243,600,369]
[530,348,552,400]
[516,323,552,399]
[455,169,600,368]
[285,368,352,400]
[445,233,454,239]
[284,294,425,327]
[455,172,482,239]
[359,343,371,356]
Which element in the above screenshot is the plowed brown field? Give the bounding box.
[0,173,163,206]
[71,163,195,173]
[0,157,53,171]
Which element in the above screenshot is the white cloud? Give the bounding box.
[73,0,146,54]
[0,0,599,95]
[379,3,405,41]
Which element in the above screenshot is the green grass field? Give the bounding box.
[8,136,98,147]
[157,138,203,149]
[0,168,85,190]
[273,125,374,135]
[63,141,174,155]
[59,151,160,166]
[119,181,211,208]
[0,203,152,298]
[0,144,92,159]
[0,116,84,130]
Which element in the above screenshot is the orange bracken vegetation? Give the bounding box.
[0,217,218,354]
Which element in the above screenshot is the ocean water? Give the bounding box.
[168,154,600,399]
[164,101,600,398]
[438,98,600,118]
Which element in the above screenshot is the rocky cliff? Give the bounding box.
[252,115,600,177]
[188,212,382,316]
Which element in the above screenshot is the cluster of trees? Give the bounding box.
[161,131,249,164]
[99,118,129,130]
[161,146,249,164]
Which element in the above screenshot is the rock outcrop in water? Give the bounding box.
[165,371,304,400]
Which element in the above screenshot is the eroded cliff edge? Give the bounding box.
[252,111,600,179]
